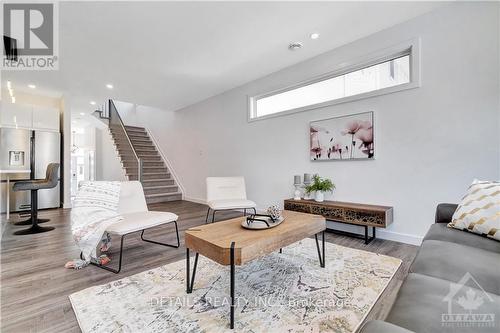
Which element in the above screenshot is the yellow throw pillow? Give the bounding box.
[448,179,500,242]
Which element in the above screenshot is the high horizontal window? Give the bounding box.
[250,49,414,120]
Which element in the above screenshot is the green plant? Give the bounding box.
[305,175,335,194]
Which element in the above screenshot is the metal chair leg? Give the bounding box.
[83,235,125,274]
[13,189,54,234]
[140,221,180,248]
[205,208,211,224]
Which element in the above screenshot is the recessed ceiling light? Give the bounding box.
[28,84,36,89]
[11,96,16,104]
[106,83,113,89]
[90,101,96,105]
[310,33,320,40]
[79,112,85,116]
[7,81,12,89]
[288,42,303,51]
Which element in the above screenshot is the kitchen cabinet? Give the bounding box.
[0,102,32,129]
[0,102,59,131]
[32,106,60,131]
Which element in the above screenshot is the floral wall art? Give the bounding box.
[310,111,374,161]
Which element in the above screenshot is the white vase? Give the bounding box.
[314,191,324,202]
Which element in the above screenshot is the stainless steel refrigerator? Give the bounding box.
[0,128,60,212]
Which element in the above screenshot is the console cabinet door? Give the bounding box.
[32,106,60,131]
[0,102,33,129]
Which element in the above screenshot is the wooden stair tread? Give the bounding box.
[142,178,172,182]
[124,125,145,130]
[143,184,177,189]
[145,192,182,198]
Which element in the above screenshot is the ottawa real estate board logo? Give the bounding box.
[2,2,59,70]
[441,272,496,329]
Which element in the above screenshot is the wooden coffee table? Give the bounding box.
[185,210,326,329]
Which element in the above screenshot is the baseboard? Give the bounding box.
[375,230,423,246]
[326,220,422,245]
[184,196,207,205]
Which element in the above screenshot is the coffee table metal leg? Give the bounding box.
[315,231,326,268]
[322,230,325,268]
[230,241,235,329]
[186,248,199,294]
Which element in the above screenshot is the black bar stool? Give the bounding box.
[12,163,60,235]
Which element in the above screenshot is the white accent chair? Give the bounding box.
[205,177,256,223]
[85,181,179,274]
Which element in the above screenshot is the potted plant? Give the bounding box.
[305,175,335,202]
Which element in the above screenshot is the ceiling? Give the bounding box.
[2,1,447,117]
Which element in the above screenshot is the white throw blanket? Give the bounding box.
[71,181,123,262]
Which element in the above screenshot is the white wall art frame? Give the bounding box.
[310,111,374,161]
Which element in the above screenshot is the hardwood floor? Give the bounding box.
[1,201,418,333]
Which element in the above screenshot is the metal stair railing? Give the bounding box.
[108,99,143,182]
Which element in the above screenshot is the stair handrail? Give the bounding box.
[108,100,143,182]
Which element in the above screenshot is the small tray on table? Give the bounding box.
[241,214,285,230]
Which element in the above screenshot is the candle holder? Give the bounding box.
[303,181,313,200]
[303,173,313,200]
[293,184,302,200]
[293,175,302,200]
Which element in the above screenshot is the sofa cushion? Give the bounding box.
[449,179,500,242]
[424,223,500,253]
[410,240,500,295]
[387,273,500,333]
[359,320,415,333]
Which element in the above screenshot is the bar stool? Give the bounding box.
[12,163,60,235]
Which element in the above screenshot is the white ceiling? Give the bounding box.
[2,1,447,116]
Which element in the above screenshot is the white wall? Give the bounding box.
[95,127,127,181]
[113,101,141,127]
[135,2,500,244]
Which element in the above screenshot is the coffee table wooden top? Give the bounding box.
[185,210,325,266]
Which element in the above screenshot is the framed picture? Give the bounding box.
[310,111,374,161]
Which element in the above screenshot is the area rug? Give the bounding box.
[69,238,401,333]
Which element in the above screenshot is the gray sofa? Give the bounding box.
[360,203,500,333]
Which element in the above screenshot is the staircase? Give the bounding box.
[94,100,182,204]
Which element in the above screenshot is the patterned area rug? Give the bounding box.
[70,238,401,333]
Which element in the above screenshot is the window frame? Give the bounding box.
[248,38,421,122]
